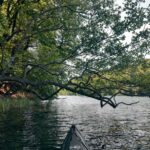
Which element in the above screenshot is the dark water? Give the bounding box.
[0,96,150,150]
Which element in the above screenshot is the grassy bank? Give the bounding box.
[0,98,35,112]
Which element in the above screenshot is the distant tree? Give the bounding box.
[0,0,149,107]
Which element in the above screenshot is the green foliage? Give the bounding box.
[78,59,150,96]
[0,0,149,106]
[59,89,75,95]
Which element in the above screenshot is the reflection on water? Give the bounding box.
[0,96,150,150]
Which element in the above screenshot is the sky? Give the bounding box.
[116,0,150,7]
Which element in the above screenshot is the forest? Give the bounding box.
[0,0,150,108]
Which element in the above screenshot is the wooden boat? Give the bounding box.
[61,125,90,150]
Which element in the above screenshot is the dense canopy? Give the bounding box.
[0,0,150,107]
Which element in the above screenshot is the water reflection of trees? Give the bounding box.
[0,102,60,150]
[0,109,25,149]
[0,98,150,150]
[23,102,60,150]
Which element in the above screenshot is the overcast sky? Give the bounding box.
[115,0,150,7]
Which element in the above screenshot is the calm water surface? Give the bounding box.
[0,96,150,150]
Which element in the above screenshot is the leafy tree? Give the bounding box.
[0,0,150,108]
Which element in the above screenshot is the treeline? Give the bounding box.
[64,59,150,96]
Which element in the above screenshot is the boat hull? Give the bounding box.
[61,125,90,150]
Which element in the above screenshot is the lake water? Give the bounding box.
[0,96,150,150]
